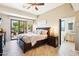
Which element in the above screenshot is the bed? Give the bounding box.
[17,27,50,53]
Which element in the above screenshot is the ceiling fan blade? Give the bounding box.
[23,3,31,9]
[27,6,31,9]
[36,3,44,5]
[29,3,44,6]
[35,6,38,11]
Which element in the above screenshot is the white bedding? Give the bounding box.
[17,32,47,46]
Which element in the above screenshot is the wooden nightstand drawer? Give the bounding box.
[47,36,58,47]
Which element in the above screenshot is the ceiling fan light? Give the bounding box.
[35,6,38,11]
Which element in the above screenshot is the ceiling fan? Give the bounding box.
[23,3,44,11]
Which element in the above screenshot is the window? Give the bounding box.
[19,21,24,33]
[11,20,19,34]
[11,20,19,39]
[11,19,33,39]
[68,23,73,30]
[61,20,65,31]
[27,21,33,32]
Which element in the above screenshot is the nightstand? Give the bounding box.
[47,36,58,47]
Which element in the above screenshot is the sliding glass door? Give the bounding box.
[19,21,28,33]
[19,21,24,33]
[11,20,19,40]
[24,22,27,33]
[11,19,33,40]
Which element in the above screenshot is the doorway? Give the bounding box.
[59,17,75,45]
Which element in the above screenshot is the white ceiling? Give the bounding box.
[71,3,79,12]
[0,3,64,15]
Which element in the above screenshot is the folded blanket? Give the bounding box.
[30,36,37,46]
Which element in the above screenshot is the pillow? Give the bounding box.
[41,30,47,35]
[34,30,41,34]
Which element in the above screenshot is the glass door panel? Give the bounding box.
[24,22,27,33]
[19,21,24,33]
[11,20,19,39]
[11,19,33,40]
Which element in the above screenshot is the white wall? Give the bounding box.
[0,14,11,42]
[36,4,75,34]
[75,11,79,51]
[62,17,75,33]
[36,19,51,27]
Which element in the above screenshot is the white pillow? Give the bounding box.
[41,30,47,35]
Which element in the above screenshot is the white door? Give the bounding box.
[61,20,66,43]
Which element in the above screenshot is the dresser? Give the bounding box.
[0,28,6,56]
[0,32,3,56]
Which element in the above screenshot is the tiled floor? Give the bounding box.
[2,40,79,56]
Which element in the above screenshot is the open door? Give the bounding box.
[59,19,65,46]
[59,19,61,46]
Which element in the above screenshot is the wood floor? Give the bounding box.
[2,40,79,56]
[3,40,23,56]
[24,45,58,56]
[58,41,79,56]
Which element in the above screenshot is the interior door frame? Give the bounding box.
[59,19,61,46]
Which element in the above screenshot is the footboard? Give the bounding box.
[17,38,32,53]
[17,38,47,53]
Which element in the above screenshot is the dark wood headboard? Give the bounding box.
[36,27,51,37]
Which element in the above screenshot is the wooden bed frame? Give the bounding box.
[17,27,57,53]
[18,37,47,53]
